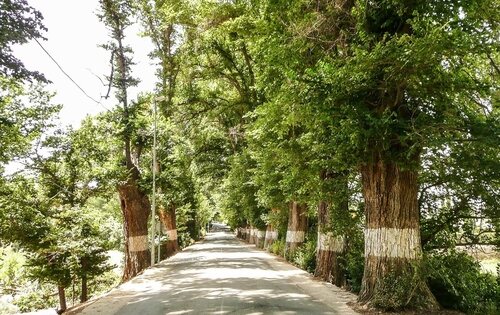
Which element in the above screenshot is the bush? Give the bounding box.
[269,239,286,257]
[426,250,500,314]
[292,239,317,274]
[345,229,364,293]
[14,284,57,313]
[0,299,18,315]
[345,249,364,293]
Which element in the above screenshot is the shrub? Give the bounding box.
[269,239,286,257]
[13,284,57,313]
[0,300,18,315]
[344,249,364,293]
[426,250,500,314]
[292,239,317,274]
[344,228,364,293]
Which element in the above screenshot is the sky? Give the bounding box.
[13,0,157,127]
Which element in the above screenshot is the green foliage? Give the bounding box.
[13,284,57,313]
[27,206,114,288]
[344,228,365,293]
[175,203,197,248]
[0,80,61,168]
[0,0,47,82]
[426,250,500,314]
[291,239,317,274]
[0,246,27,295]
[0,300,18,315]
[269,239,286,257]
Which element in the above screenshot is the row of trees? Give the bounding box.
[0,0,498,313]
[149,0,497,312]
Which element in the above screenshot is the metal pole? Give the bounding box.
[157,222,161,262]
[151,97,157,266]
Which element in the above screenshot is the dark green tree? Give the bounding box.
[0,0,47,82]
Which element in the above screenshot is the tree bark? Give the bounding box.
[118,180,151,282]
[80,273,87,303]
[285,201,307,255]
[245,224,251,243]
[255,229,266,248]
[314,200,346,287]
[159,203,179,259]
[358,158,438,308]
[249,226,257,244]
[264,224,278,249]
[57,285,67,314]
[79,256,88,303]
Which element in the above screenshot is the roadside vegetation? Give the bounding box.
[0,0,498,314]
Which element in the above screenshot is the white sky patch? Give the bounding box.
[12,0,156,128]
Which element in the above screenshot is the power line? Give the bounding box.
[31,36,111,112]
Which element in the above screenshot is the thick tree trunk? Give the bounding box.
[285,201,307,255]
[358,159,438,308]
[57,285,67,314]
[159,204,179,259]
[264,224,278,249]
[80,257,88,303]
[255,229,265,248]
[245,225,251,243]
[249,226,256,244]
[118,181,151,282]
[314,201,346,287]
[80,273,88,303]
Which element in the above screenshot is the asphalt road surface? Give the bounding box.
[72,232,358,315]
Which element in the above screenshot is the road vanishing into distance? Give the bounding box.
[71,232,358,315]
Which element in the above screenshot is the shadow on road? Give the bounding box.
[78,232,353,315]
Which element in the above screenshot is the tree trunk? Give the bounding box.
[80,273,88,303]
[237,227,244,239]
[57,285,67,314]
[285,201,307,256]
[159,203,179,259]
[249,226,256,244]
[358,159,438,308]
[79,256,88,303]
[314,200,346,287]
[256,230,265,248]
[264,224,278,249]
[118,181,151,282]
[245,225,251,242]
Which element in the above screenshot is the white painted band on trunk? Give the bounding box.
[317,232,345,252]
[128,235,148,252]
[166,229,177,241]
[364,228,420,259]
[286,230,305,243]
[257,231,265,238]
[265,230,278,240]
[251,229,258,236]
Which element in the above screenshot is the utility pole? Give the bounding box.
[151,96,157,266]
[151,95,166,265]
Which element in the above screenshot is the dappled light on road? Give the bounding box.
[74,232,357,315]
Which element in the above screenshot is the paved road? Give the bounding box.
[73,232,358,315]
